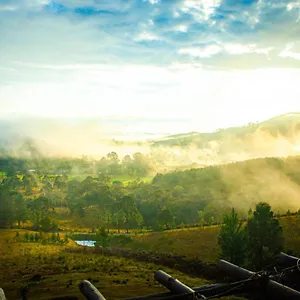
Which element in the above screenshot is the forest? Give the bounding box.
[1,153,300,232]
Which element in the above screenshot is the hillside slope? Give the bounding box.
[151,113,300,164]
[152,155,300,214]
[124,215,300,263]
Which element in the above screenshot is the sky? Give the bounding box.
[1,0,300,135]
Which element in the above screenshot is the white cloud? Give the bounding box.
[149,0,160,4]
[224,43,256,55]
[224,43,272,55]
[1,63,300,133]
[0,5,18,11]
[279,43,300,60]
[280,50,300,60]
[254,47,274,54]
[179,43,274,58]
[183,0,221,20]
[173,11,180,18]
[1,0,300,134]
[287,2,300,11]
[179,45,222,58]
[177,25,188,32]
[134,32,160,41]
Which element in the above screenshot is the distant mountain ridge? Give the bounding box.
[1,113,300,166]
[152,112,300,146]
[150,112,300,165]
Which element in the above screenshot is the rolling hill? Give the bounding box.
[151,112,300,165]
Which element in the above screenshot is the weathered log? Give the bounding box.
[217,259,300,299]
[277,252,300,268]
[154,270,195,295]
[267,279,300,299]
[218,260,256,280]
[123,283,226,300]
[79,280,106,300]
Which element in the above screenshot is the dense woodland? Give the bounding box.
[1,153,300,232]
[0,151,156,177]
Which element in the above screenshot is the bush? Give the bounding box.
[95,227,111,248]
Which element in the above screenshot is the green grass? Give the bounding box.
[280,216,300,255]
[122,216,300,263]
[0,229,213,300]
[67,174,153,184]
[125,226,221,262]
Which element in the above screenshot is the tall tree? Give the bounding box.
[28,196,56,231]
[0,186,13,228]
[157,208,175,229]
[11,192,27,228]
[95,227,111,248]
[120,195,143,233]
[218,208,246,265]
[245,202,283,270]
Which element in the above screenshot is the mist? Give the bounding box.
[2,115,300,174]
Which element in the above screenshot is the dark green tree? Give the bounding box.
[157,208,175,229]
[95,227,111,248]
[11,192,27,228]
[218,208,246,265]
[0,186,13,228]
[245,202,283,270]
[28,196,56,231]
[120,195,143,233]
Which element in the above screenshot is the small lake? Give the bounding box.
[75,240,96,247]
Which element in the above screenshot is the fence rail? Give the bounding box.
[1,252,300,299]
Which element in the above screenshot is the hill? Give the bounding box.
[0,229,212,300]
[121,215,300,264]
[151,112,300,165]
[152,154,300,220]
[2,112,300,169]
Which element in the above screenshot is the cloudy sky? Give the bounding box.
[1,0,300,134]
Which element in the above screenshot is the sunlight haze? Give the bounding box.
[1,0,300,135]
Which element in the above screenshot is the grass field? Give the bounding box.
[68,174,153,184]
[125,226,221,262]
[0,229,214,300]
[123,216,300,263]
[110,175,153,184]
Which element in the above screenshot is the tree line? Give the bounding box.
[1,154,300,232]
[218,202,284,270]
[0,151,155,177]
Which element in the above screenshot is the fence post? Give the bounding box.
[154,270,195,295]
[0,288,6,300]
[79,280,106,300]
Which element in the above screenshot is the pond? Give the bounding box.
[75,240,96,247]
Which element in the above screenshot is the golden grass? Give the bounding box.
[129,226,221,262]
[280,215,300,254]
[127,216,300,263]
[0,229,214,300]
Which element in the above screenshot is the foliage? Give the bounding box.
[120,195,143,233]
[0,186,27,228]
[245,202,284,270]
[157,208,175,230]
[17,231,68,245]
[218,208,246,265]
[28,196,58,232]
[3,154,300,233]
[95,227,111,248]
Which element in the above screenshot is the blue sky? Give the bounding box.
[1,0,300,133]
